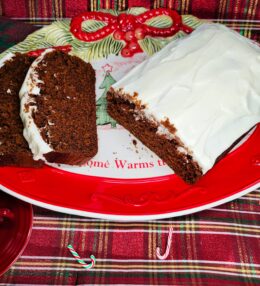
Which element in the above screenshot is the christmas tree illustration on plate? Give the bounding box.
[96,64,117,127]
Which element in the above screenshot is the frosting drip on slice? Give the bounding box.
[19,49,54,161]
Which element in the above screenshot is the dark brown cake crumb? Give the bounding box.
[107,90,203,184]
[0,53,42,167]
[27,51,97,165]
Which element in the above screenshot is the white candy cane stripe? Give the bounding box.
[156,226,173,260]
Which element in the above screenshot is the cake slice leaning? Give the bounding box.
[107,24,260,184]
[0,53,43,167]
[19,49,98,165]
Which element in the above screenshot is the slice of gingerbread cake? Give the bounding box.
[19,49,98,165]
[0,53,42,167]
[107,24,260,184]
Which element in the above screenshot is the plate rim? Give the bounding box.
[0,183,259,221]
[0,197,33,277]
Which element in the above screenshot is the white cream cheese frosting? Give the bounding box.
[19,49,54,161]
[112,24,260,173]
[0,52,15,69]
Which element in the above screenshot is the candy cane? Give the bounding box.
[156,226,174,260]
[67,244,96,270]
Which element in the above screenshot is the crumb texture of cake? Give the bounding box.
[19,50,98,165]
[108,24,260,184]
[0,53,42,167]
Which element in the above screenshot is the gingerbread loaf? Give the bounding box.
[0,53,42,167]
[19,50,98,165]
[107,24,260,184]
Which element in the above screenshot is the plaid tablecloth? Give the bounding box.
[0,2,260,285]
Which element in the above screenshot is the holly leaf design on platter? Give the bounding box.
[0,9,203,61]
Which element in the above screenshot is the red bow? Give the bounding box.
[70,9,193,57]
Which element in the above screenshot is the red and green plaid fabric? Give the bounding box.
[0,0,259,41]
[0,16,38,52]
[0,3,260,284]
[0,190,260,285]
[0,0,260,19]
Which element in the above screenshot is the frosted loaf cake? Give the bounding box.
[0,53,42,167]
[107,24,260,183]
[19,50,98,165]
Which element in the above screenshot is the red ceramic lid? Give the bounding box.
[0,191,33,277]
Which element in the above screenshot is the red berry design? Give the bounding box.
[27,45,72,57]
[113,30,125,40]
[121,46,133,57]
[124,31,135,42]
[128,41,140,52]
[134,27,146,40]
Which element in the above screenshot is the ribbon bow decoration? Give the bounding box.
[70,8,193,57]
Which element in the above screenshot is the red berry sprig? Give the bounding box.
[70,9,193,58]
[27,45,72,57]
[113,25,145,57]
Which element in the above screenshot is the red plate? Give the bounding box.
[0,125,259,221]
[0,192,33,276]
